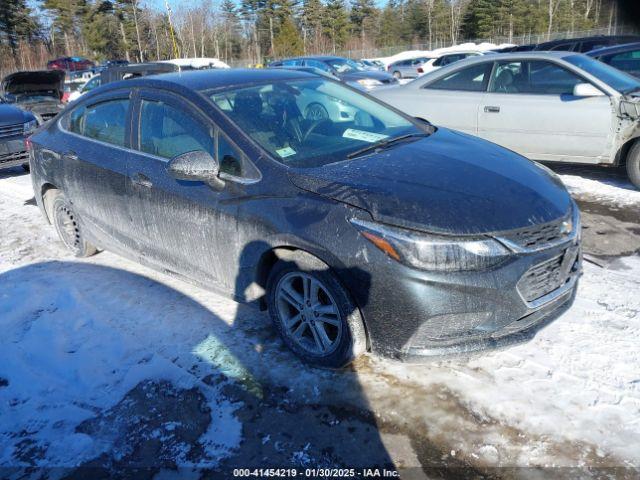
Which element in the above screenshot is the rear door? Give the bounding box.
[127,89,249,288]
[411,61,493,134]
[60,92,136,250]
[477,59,614,163]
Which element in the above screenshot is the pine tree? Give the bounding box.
[322,0,349,52]
[273,16,304,56]
[0,0,40,56]
[301,0,324,51]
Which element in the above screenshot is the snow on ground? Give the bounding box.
[1,168,640,470]
[559,172,640,210]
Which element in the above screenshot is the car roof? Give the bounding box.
[93,68,319,94]
[587,41,640,57]
[433,51,579,64]
[281,55,344,62]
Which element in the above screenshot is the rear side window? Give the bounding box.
[425,63,493,92]
[68,99,129,147]
[138,99,214,159]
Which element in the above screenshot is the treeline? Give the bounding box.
[0,0,629,74]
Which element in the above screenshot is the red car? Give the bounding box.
[47,57,95,72]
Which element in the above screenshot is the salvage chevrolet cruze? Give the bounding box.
[28,69,582,367]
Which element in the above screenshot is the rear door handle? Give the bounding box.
[484,106,500,113]
[131,172,153,188]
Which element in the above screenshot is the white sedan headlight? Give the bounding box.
[351,219,510,271]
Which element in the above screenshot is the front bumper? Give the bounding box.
[0,137,29,169]
[347,234,581,360]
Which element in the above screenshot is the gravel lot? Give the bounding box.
[1,165,639,478]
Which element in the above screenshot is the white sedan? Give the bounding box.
[373,51,640,188]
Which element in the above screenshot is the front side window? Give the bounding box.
[425,63,492,92]
[138,99,214,159]
[489,60,584,95]
[67,99,129,147]
[207,78,423,168]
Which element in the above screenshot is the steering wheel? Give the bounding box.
[301,119,332,143]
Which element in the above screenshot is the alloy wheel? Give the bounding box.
[275,272,343,356]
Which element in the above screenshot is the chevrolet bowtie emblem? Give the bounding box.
[560,219,573,235]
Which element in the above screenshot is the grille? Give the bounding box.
[518,253,571,303]
[0,123,23,139]
[498,216,569,251]
[40,112,58,121]
[0,150,29,165]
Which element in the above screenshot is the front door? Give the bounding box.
[126,91,232,286]
[477,59,614,163]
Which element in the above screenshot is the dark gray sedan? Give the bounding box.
[28,69,581,367]
[268,56,397,91]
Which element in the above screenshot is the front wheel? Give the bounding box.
[626,140,640,189]
[266,253,367,368]
[392,71,402,79]
[46,190,98,257]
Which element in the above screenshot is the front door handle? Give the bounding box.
[484,106,500,113]
[64,151,79,161]
[132,172,153,188]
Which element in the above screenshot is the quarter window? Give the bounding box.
[425,63,492,92]
[138,99,214,159]
[489,60,584,95]
[68,99,129,147]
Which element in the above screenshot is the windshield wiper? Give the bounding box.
[346,133,428,159]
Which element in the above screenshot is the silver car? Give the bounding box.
[387,57,435,79]
[373,52,640,188]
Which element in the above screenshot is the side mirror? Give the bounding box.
[573,83,604,97]
[167,150,224,188]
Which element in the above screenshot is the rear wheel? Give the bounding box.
[266,252,366,368]
[626,140,640,189]
[393,71,402,79]
[45,190,98,257]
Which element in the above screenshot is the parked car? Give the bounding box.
[493,35,640,54]
[67,75,102,103]
[387,57,436,79]
[29,69,581,366]
[99,62,179,84]
[0,100,37,170]
[1,70,66,123]
[359,59,385,71]
[47,56,95,72]
[373,52,640,188]
[588,42,640,79]
[268,56,397,90]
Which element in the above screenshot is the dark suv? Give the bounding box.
[28,69,581,367]
[0,100,37,170]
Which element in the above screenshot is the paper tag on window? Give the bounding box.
[276,146,297,158]
[342,128,389,143]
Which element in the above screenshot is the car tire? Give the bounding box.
[626,140,640,189]
[46,190,98,257]
[393,71,402,79]
[22,164,30,172]
[266,252,367,368]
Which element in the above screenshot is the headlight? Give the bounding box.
[351,219,510,271]
[23,119,38,134]
[356,78,383,89]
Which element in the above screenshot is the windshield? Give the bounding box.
[207,78,423,168]
[565,54,640,94]
[324,58,365,73]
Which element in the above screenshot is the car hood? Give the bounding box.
[288,128,572,235]
[339,70,396,83]
[2,70,65,98]
[0,103,33,124]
